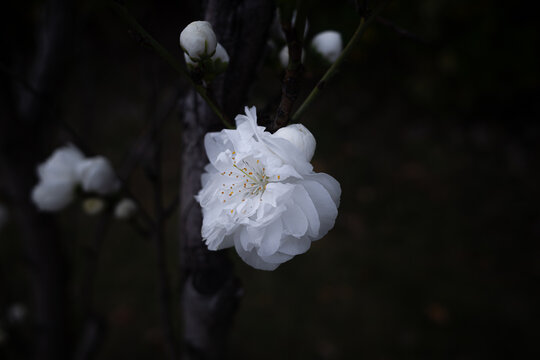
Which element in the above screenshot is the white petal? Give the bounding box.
[279,235,312,256]
[282,203,308,237]
[234,239,280,271]
[257,220,283,257]
[302,180,339,240]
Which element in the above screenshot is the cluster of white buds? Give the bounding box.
[180,21,229,79]
[31,145,120,213]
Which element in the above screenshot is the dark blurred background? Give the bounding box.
[1,0,539,359]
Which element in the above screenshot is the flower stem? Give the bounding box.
[291,2,387,123]
[111,2,233,129]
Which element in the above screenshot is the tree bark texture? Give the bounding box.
[179,1,275,359]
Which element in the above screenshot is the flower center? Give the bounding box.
[217,153,281,216]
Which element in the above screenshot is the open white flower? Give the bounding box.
[32,145,84,211]
[196,106,341,270]
[76,157,120,195]
[311,30,343,63]
[179,21,217,59]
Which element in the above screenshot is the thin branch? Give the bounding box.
[110,2,233,129]
[291,1,387,123]
[376,15,427,43]
[272,5,306,130]
[149,93,179,360]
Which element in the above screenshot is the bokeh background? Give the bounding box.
[1,0,539,359]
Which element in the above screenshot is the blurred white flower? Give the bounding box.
[311,30,343,63]
[31,145,84,211]
[179,21,217,59]
[82,198,105,215]
[279,46,305,68]
[114,198,137,219]
[196,106,341,270]
[0,204,7,230]
[6,303,27,324]
[76,157,120,195]
[274,124,316,162]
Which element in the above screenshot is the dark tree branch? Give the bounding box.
[179,1,275,359]
[272,7,306,131]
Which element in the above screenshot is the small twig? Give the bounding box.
[110,1,233,129]
[291,1,388,123]
[149,91,179,360]
[272,5,306,131]
[376,15,427,43]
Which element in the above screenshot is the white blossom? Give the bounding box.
[279,46,305,68]
[31,145,84,211]
[179,21,217,59]
[311,30,343,63]
[114,198,137,219]
[76,157,120,195]
[196,106,341,270]
[274,123,316,162]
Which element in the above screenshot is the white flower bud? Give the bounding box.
[31,145,84,212]
[31,180,75,211]
[114,198,137,219]
[76,157,120,195]
[279,46,305,68]
[311,30,343,63]
[274,123,316,161]
[179,21,217,59]
[184,53,197,69]
[211,43,229,63]
[37,145,84,184]
[82,198,105,215]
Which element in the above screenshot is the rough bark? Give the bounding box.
[179,1,275,359]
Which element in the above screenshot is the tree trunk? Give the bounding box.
[179,1,275,359]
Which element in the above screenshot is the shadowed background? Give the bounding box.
[1,0,539,359]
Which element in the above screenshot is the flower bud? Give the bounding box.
[82,198,105,215]
[114,198,137,219]
[279,46,305,68]
[211,43,229,64]
[179,21,217,59]
[32,179,75,211]
[274,123,316,161]
[76,157,120,195]
[311,30,342,63]
[184,53,197,70]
